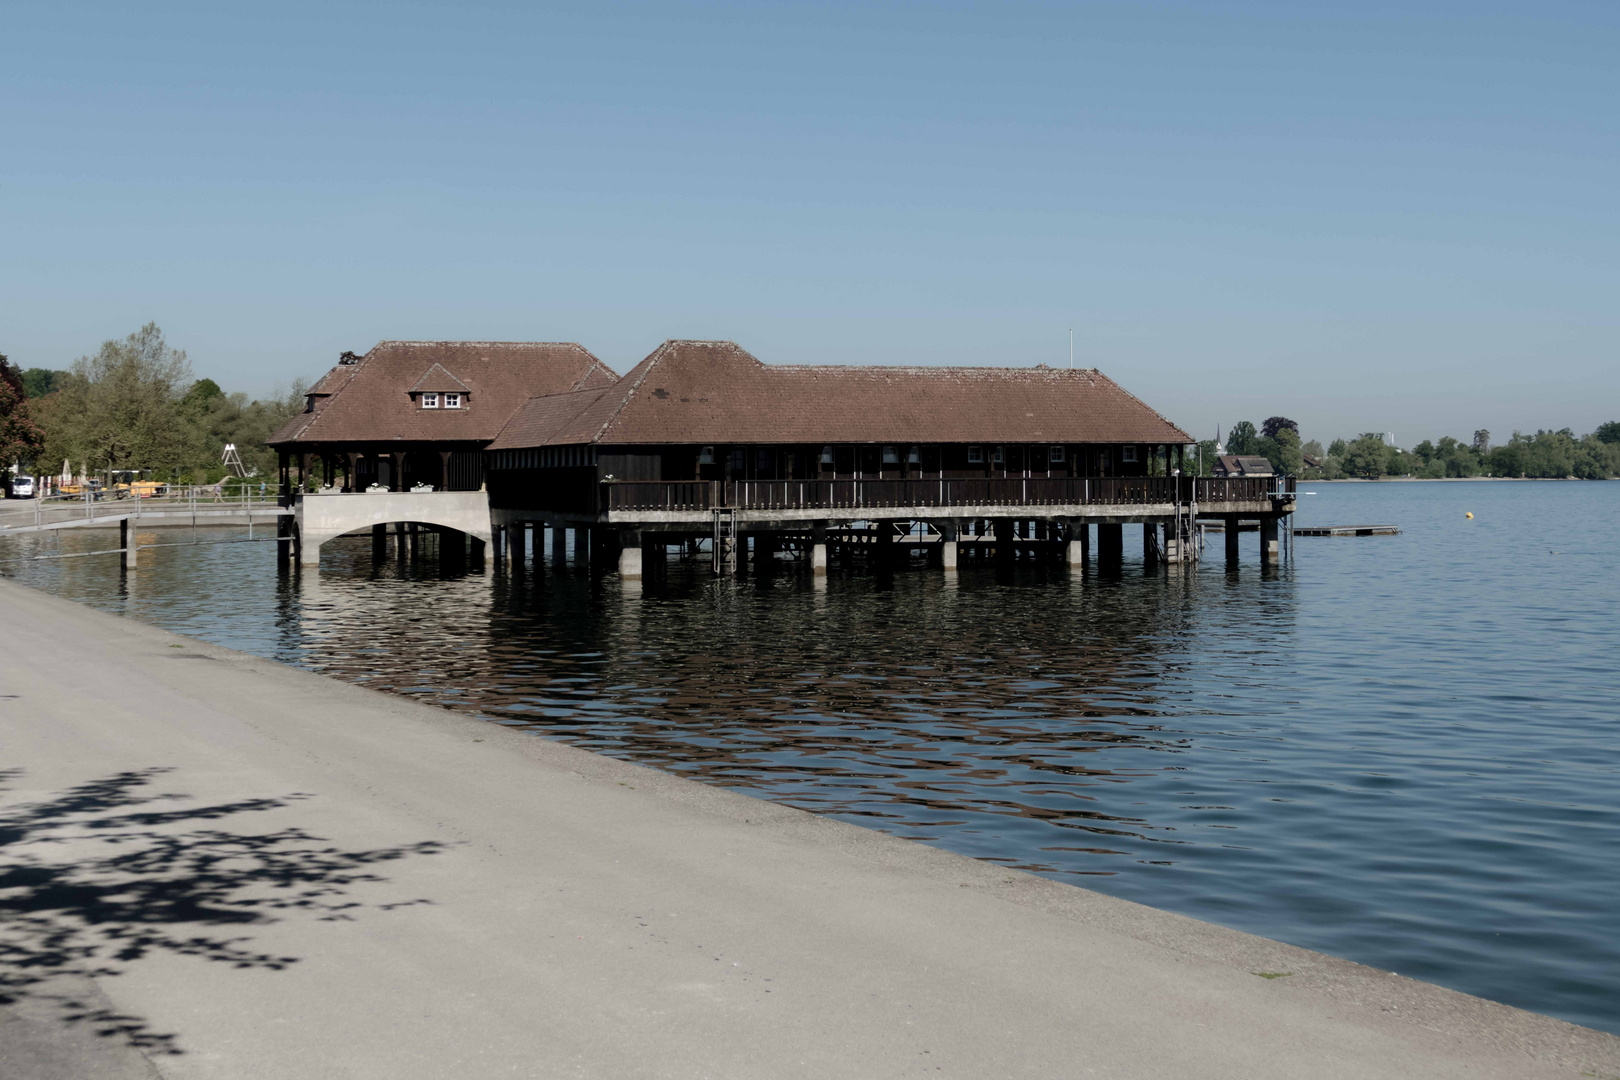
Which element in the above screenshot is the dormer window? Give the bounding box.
[443,393,461,409]
[421,393,439,409]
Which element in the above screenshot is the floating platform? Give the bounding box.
[1292,525,1401,537]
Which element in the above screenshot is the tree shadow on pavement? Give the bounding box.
[0,767,445,1057]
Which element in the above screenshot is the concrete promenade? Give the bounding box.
[1,578,1615,1079]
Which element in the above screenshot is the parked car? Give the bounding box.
[9,475,34,498]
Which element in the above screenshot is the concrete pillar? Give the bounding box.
[811,523,828,576]
[120,518,137,569]
[1225,516,1240,565]
[470,535,486,571]
[491,524,505,567]
[551,524,566,567]
[618,528,642,579]
[372,523,387,561]
[1143,523,1159,567]
[1065,520,1085,569]
[875,523,893,567]
[755,531,778,571]
[1260,517,1280,565]
[939,521,958,572]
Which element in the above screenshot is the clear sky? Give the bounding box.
[4,1,1616,446]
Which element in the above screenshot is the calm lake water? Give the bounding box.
[4,480,1617,1033]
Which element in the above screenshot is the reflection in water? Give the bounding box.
[5,483,1620,1036]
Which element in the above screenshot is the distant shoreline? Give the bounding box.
[1308,476,1612,483]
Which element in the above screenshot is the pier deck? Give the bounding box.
[3,579,1611,1079]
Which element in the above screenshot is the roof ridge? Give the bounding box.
[375,340,589,349]
[590,342,673,444]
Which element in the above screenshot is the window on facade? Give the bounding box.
[820,445,835,465]
[967,446,984,464]
[698,446,715,465]
[730,449,747,472]
[992,446,1005,464]
[907,446,921,464]
[1050,445,1066,462]
[1122,446,1138,462]
[443,393,461,409]
[881,445,899,465]
[421,393,439,409]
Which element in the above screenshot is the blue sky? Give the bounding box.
[3,1,1616,445]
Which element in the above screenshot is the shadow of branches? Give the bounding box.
[0,767,444,1055]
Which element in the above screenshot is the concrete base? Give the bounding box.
[811,542,828,575]
[1261,518,1280,564]
[618,544,642,580]
[941,539,957,571]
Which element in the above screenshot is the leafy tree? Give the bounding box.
[37,324,195,473]
[1327,437,1347,458]
[1226,420,1258,455]
[21,368,66,399]
[1302,439,1324,460]
[1268,427,1303,475]
[1,355,47,488]
[1261,416,1298,440]
[1343,433,1389,479]
[1594,421,1620,445]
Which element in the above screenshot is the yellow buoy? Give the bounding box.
[1465,512,1474,519]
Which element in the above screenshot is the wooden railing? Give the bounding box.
[602,474,1296,513]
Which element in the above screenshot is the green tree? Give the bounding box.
[1327,437,1347,458]
[1591,421,1620,445]
[1343,433,1388,479]
[1,355,47,488]
[1226,420,1258,455]
[37,323,194,474]
[21,368,66,398]
[1261,416,1298,440]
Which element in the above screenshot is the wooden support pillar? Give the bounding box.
[552,523,567,567]
[755,531,778,571]
[874,523,893,567]
[994,518,1015,565]
[575,526,593,570]
[491,524,505,567]
[120,518,136,569]
[439,451,451,492]
[371,523,387,561]
[1097,523,1123,570]
[470,535,486,571]
[1143,522,1159,567]
[1260,517,1280,565]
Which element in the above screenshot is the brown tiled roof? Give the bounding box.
[488,340,1191,449]
[269,341,617,447]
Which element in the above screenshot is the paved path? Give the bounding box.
[1,578,1615,1079]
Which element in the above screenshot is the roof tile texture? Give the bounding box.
[269,341,617,447]
[489,340,1190,449]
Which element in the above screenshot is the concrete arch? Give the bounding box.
[295,491,492,566]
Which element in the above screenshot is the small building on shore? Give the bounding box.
[1213,455,1275,479]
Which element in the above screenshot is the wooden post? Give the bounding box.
[372,523,387,561]
[1143,522,1159,568]
[1097,523,1123,571]
[1225,516,1240,565]
[552,523,567,568]
[120,518,136,569]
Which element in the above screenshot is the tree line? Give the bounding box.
[1193,417,1620,479]
[1,323,308,490]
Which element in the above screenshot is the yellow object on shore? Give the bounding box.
[1465,512,1474,519]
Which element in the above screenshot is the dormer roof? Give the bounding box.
[409,363,472,395]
